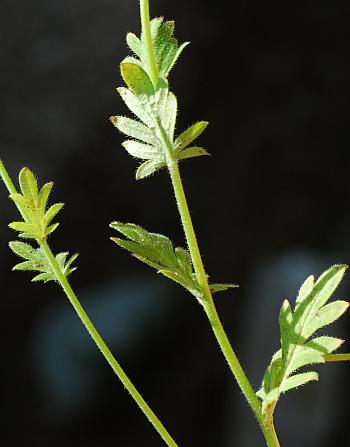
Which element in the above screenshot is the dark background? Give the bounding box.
[1,0,350,446]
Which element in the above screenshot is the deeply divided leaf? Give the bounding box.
[8,168,64,240]
[257,265,349,415]
[9,241,78,283]
[110,222,203,301]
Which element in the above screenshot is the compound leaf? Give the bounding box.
[9,240,78,283]
[257,264,349,416]
[110,222,202,301]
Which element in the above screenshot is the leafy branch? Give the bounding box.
[257,265,349,420]
[0,160,178,447]
[110,2,280,446]
[5,167,78,282]
[111,13,209,180]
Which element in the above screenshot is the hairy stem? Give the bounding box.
[140,0,159,88]
[167,161,280,447]
[325,353,350,362]
[265,404,281,447]
[0,160,178,447]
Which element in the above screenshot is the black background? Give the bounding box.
[1,0,350,446]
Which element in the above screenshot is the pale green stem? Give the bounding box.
[325,353,350,362]
[140,0,159,88]
[167,161,280,447]
[0,159,178,447]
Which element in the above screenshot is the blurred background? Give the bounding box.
[1,0,350,445]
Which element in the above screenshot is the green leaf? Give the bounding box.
[9,241,40,261]
[284,345,324,377]
[120,62,154,96]
[122,140,159,160]
[32,272,55,282]
[303,300,349,339]
[210,283,239,294]
[175,122,209,151]
[10,239,78,283]
[279,372,318,393]
[19,168,38,203]
[45,203,64,226]
[110,116,159,146]
[45,222,60,236]
[13,260,43,272]
[177,147,210,161]
[38,182,53,212]
[9,221,35,235]
[257,264,349,415]
[148,17,163,41]
[167,41,190,73]
[162,92,177,142]
[9,192,28,209]
[305,335,344,354]
[279,299,293,361]
[126,32,143,58]
[295,274,314,306]
[117,87,153,127]
[175,247,192,276]
[110,222,202,301]
[136,159,166,180]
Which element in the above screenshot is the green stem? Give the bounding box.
[0,159,178,447]
[140,0,159,88]
[40,240,178,447]
[325,353,350,362]
[265,403,280,447]
[167,161,280,447]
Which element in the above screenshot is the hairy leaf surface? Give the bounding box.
[10,241,78,283]
[257,265,349,414]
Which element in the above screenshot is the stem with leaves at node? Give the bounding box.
[0,159,178,447]
[167,160,280,447]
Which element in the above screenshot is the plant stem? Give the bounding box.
[39,240,178,447]
[167,161,280,447]
[140,0,159,88]
[0,160,178,447]
[325,353,350,362]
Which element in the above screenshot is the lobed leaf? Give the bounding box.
[110,222,202,301]
[10,240,78,283]
[257,264,349,415]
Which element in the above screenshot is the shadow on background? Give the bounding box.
[1,0,349,446]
